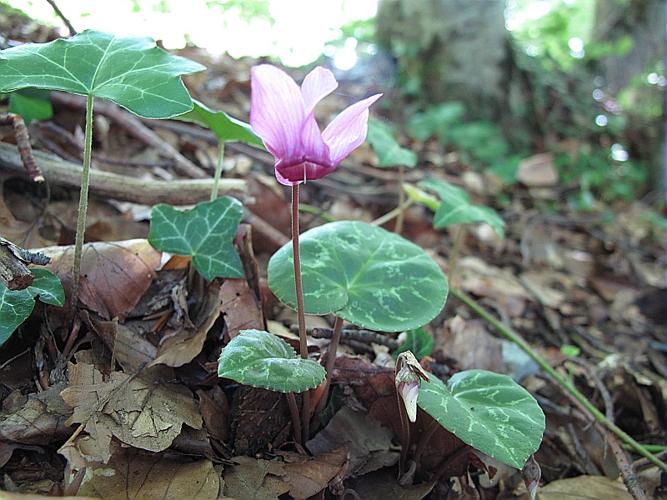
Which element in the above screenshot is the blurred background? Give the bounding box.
[5,0,664,210]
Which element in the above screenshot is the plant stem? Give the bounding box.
[286,393,302,446]
[315,316,344,414]
[395,165,405,234]
[451,287,667,472]
[291,183,310,442]
[210,142,225,201]
[447,226,464,285]
[372,199,414,227]
[70,94,94,313]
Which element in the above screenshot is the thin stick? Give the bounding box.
[210,143,224,201]
[70,94,94,313]
[451,287,667,472]
[372,199,414,227]
[286,393,302,446]
[395,165,405,234]
[291,183,310,442]
[315,316,344,414]
[45,0,77,35]
[0,113,44,182]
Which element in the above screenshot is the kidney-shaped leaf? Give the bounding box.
[0,267,64,346]
[367,119,417,168]
[268,221,448,332]
[419,179,505,238]
[148,196,244,280]
[418,369,545,469]
[178,99,263,146]
[218,329,326,393]
[0,29,205,118]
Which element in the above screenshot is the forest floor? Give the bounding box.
[0,7,665,500]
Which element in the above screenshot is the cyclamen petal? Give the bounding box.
[323,93,383,165]
[250,64,381,185]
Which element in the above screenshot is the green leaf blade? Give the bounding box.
[0,30,205,119]
[367,119,417,168]
[217,329,326,393]
[27,268,65,306]
[148,197,244,280]
[0,285,35,347]
[394,327,434,360]
[8,89,53,125]
[418,370,545,469]
[178,100,263,146]
[268,221,448,332]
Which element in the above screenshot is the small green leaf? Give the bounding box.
[217,329,326,393]
[418,370,545,469]
[148,197,244,280]
[394,327,434,360]
[419,179,505,238]
[0,29,205,118]
[367,119,417,168]
[8,89,53,125]
[178,99,263,147]
[0,286,34,347]
[268,221,448,332]
[27,268,65,307]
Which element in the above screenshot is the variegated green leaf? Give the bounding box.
[418,370,545,469]
[217,329,326,393]
[0,30,205,118]
[148,197,244,280]
[27,268,65,306]
[268,221,448,332]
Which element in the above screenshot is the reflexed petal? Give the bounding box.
[275,161,336,186]
[322,93,382,165]
[301,67,338,114]
[250,64,306,161]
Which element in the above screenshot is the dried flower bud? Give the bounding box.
[395,351,430,422]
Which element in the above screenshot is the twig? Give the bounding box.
[451,288,667,472]
[50,92,207,179]
[300,325,399,349]
[0,112,44,182]
[45,0,77,35]
[0,142,246,205]
[372,199,414,227]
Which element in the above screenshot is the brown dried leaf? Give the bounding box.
[197,386,230,443]
[220,277,265,339]
[78,446,219,500]
[222,455,288,500]
[346,470,434,499]
[0,384,72,445]
[438,316,504,372]
[43,239,160,319]
[267,448,347,499]
[528,475,632,499]
[60,362,202,463]
[517,153,558,187]
[307,407,399,478]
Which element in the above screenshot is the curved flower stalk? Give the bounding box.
[250,64,381,441]
[250,64,382,185]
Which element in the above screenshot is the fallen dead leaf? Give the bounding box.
[517,153,558,187]
[77,445,219,500]
[439,316,504,372]
[42,239,160,319]
[197,386,230,443]
[59,361,202,465]
[220,278,265,339]
[520,475,632,499]
[346,469,434,499]
[222,455,288,500]
[307,407,399,478]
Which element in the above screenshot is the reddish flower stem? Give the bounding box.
[315,316,344,414]
[291,183,310,442]
[286,393,302,446]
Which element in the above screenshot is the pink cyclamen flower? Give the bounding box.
[250,64,382,186]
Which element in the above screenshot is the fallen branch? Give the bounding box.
[0,142,246,205]
[451,287,667,473]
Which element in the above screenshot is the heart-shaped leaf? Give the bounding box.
[367,119,417,168]
[268,221,448,332]
[27,268,65,306]
[0,30,205,118]
[394,327,434,360]
[148,196,244,280]
[0,267,64,346]
[178,99,263,147]
[218,329,326,393]
[8,89,53,125]
[419,179,506,238]
[418,369,545,469]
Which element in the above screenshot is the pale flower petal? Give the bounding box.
[301,67,338,114]
[250,64,306,161]
[322,93,383,165]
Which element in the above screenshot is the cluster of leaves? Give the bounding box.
[0,29,545,473]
